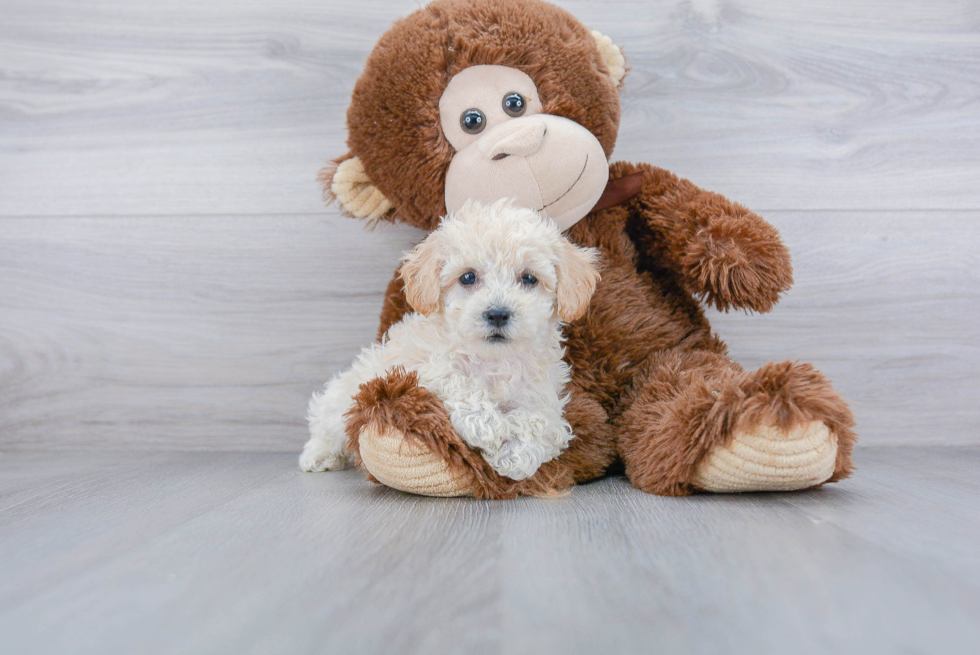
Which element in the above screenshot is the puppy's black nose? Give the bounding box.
[484,307,511,328]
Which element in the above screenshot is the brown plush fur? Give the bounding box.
[333,0,856,496]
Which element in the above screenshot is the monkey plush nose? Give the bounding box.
[477,119,547,160]
[484,307,511,327]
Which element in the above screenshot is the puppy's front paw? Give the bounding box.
[299,438,350,472]
[449,406,509,451]
[483,410,572,480]
[484,440,538,481]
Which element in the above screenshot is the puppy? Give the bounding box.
[300,199,600,480]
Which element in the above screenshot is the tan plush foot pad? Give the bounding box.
[358,423,477,497]
[691,420,838,493]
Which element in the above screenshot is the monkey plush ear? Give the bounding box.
[318,155,394,221]
[555,241,601,323]
[399,236,443,316]
[590,30,627,86]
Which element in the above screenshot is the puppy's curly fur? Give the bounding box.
[301,200,599,480]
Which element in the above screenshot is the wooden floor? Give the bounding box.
[2,446,978,654]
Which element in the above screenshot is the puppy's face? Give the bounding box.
[440,249,556,350]
[400,200,600,353]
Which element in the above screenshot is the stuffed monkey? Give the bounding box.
[315,0,856,498]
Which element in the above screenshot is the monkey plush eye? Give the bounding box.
[520,273,538,287]
[459,271,478,286]
[502,92,527,117]
[460,109,486,134]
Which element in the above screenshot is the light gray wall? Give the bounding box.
[1,0,978,450]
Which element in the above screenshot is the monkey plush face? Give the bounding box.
[440,66,610,230]
[324,0,626,231]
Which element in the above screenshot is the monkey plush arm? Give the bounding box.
[375,269,413,341]
[625,163,793,313]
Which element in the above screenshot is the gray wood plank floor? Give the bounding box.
[1,447,978,654]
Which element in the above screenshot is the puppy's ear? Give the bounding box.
[399,235,443,316]
[555,241,601,322]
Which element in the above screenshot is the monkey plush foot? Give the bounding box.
[619,355,856,496]
[345,369,572,499]
[683,361,856,494]
[691,420,837,492]
[358,422,477,497]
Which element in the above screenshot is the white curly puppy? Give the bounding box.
[300,199,600,480]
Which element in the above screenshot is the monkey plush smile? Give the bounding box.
[543,155,588,208]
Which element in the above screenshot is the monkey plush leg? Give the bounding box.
[617,350,855,496]
[344,368,584,499]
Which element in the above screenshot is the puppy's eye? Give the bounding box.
[520,273,538,287]
[459,271,478,286]
[502,92,527,117]
[460,109,486,134]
